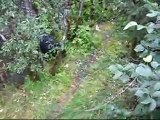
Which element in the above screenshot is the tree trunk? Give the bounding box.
[15,0,36,17]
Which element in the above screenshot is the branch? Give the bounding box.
[79,0,84,17]
[60,0,73,50]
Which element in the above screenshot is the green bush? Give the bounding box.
[109,1,160,118]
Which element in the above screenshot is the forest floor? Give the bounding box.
[0,22,128,119]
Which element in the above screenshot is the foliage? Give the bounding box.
[0,0,65,74]
[109,0,160,118]
[67,25,101,56]
[1,17,42,73]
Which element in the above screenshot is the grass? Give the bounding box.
[0,70,73,119]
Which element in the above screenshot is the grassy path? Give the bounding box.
[46,22,114,119]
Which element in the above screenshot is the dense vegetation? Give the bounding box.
[0,0,160,119]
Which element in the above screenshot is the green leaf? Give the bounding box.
[135,89,144,97]
[154,83,160,91]
[150,39,160,49]
[134,45,145,52]
[149,99,157,112]
[33,50,39,54]
[146,23,155,33]
[116,64,124,69]
[124,63,136,71]
[139,49,149,58]
[137,25,146,30]
[109,65,119,73]
[109,64,123,74]
[154,55,160,63]
[142,88,150,94]
[123,21,137,30]
[119,74,130,83]
[141,81,151,88]
[151,61,160,69]
[146,10,159,17]
[135,65,153,77]
[134,104,144,116]
[131,72,139,78]
[141,97,152,104]
[113,71,123,80]
[153,91,160,97]
[146,27,154,34]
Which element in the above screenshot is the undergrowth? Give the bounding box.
[0,70,72,119]
[0,21,129,119]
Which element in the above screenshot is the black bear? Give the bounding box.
[39,34,61,54]
[39,33,66,75]
[39,33,66,60]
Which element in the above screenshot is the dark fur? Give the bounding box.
[39,34,60,54]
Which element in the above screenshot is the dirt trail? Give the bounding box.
[46,22,113,119]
